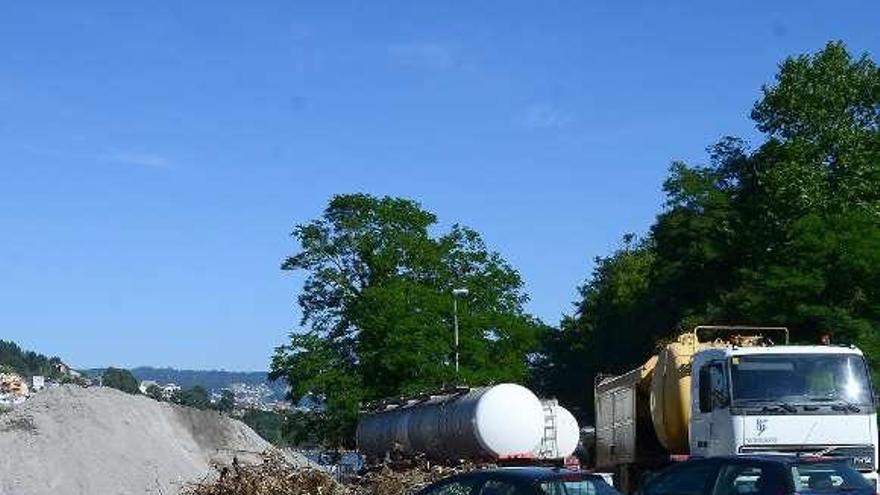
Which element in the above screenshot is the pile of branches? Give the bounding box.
[181,451,346,495]
[182,451,489,495]
[350,455,491,495]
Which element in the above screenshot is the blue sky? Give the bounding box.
[2,2,878,371]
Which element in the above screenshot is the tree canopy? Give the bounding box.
[172,385,212,410]
[102,367,140,395]
[537,41,880,421]
[0,340,65,380]
[216,389,236,413]
[270,194,546,446]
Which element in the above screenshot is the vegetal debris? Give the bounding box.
[183,452,492,495]
[182,451,346,495]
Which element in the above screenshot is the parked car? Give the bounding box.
[638,455,874,495]
[415,467,623,495]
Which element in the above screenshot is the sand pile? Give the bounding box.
[0,385,309,495]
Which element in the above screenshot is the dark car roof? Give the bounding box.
[688,455,850,466]
[451,467,605,482]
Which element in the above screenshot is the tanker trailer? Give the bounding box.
[594,326,879,492]
[358,383,563,463]
[539,399,581,460]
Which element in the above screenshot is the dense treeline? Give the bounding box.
[535,41,880,421]
[240,409,331,448]
[272,41,880,443]
[99,366,232,412]
[117,367,286,399]
[0,340,65,379]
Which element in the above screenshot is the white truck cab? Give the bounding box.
[690,345,878,485]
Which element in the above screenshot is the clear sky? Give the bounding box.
[2,1,878,371]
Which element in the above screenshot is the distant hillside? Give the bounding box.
[84,367,288,398]
[0,340,65,379]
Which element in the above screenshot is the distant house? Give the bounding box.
[52,361,82,379]
[32,375,45,391]
[161,383,181,399]
[138,380,158,395]
[0,373,30,405]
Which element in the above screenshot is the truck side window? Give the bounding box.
[699,362,729,412]
[699,366,712,413]
[709,363,729,409]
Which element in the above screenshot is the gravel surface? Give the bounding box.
[0,385,309,495]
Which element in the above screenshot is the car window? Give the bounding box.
[479,479,527,495]
[712,464,783,495]
[423,479,478,495]
[646,462,717,495]
[791,462,871,492]
[541,477,621,495]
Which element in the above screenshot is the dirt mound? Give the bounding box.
[0,385,309,495]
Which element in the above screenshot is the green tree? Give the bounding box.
[271,194,546,446]
[102,367,139,394]
[282,410,326,448]
[241,409,284,445]
[541,41,880,421]
[175,386,211,410]
[216,389,236,413]
[145,384,164,401]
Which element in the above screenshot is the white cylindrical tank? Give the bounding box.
[551,404,580,458]
[536,401,581,459]
[357,383,545,461]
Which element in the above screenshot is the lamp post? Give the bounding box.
[452,288,469,373]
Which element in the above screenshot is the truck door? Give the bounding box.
[691,360,731,456]
[706,361,732,455]
[691,363,712,456]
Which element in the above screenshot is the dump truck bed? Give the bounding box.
[595,368,640,468]
[594,356,666,470]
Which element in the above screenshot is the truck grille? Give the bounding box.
[739,445,875,471]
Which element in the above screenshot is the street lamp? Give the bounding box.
[452,288,469,373]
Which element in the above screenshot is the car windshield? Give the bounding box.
[730,354,873,406]
[539,477,621,495]
[791,461,872,493]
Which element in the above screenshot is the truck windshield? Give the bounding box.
[730,354,873,406]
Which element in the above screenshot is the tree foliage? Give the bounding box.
[146,384,164,401]
[0,340,65,380]
[270,194,546,447]
[538,41,880,420]
[102,367,140,395]
[241,409,285,445]
[217,389,236,413]
[169,385,212,410]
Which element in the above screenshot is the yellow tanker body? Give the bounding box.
[649,332,701,454]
